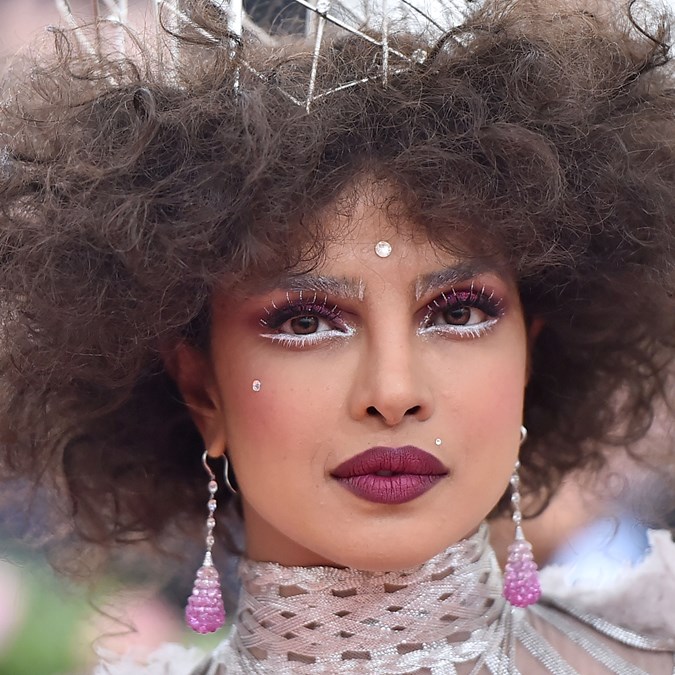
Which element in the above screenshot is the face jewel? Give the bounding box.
[435,438,442,446]
[252,380,262,392]
[374,241,392,258]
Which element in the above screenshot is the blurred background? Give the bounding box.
[0,1,674,673]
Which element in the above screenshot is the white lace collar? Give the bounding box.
[218,525,509,671]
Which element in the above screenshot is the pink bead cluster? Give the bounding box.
[185,563,226,633]
[502,539,541,608]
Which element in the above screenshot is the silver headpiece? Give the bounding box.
[55,0,480,111]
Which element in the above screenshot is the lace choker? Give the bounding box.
[214,525,513,673]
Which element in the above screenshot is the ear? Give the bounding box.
[528,317,545,345]
[162,341,227,458]
[526,317,545,381]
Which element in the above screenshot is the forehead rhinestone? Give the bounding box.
[374,241,393,258]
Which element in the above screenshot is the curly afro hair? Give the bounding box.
[0,0,673,570]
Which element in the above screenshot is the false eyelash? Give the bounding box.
[422,284,504,323]
[259,291,343,330]
[420,284,505,338]
[259,332,347,349]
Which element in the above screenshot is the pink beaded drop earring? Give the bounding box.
[185,452,227,633]
[502,426,542,608]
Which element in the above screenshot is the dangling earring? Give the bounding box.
[502,426,542,608]
[223,453,238,495]
[185,452,226,633]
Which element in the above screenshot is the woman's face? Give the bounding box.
[177,185,530,571]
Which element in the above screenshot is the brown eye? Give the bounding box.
[421,288,503,338]
[289,316,319,334]
[444,306,472,325]
[261,298,353,346]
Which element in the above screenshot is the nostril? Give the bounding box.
[366,405,421,418]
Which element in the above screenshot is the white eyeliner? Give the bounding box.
[418,318,499,339]
[260,325,356,348]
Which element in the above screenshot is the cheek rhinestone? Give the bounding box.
[374,241,393,258]
[435,438,442,446]
[252,379,262,392]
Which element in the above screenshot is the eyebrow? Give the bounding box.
[257,274,366,300]
[414,262,500,301]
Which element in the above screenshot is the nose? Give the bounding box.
[349,333,434,427]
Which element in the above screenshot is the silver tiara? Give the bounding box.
[55,0,478,111]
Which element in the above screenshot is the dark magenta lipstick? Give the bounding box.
[331,446,448,505]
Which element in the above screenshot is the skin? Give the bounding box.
[174,182,531,572]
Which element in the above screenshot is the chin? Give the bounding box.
[326,534,464,572]
[320,512,488,572]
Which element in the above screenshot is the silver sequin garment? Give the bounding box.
[190,526,675,675]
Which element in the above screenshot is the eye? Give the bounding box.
[431,304,488,327]
[281,314,329,335]
[421,286,504,338]
[259,294,355,347]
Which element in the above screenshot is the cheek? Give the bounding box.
[218,357,340,464]
[469,361,524,423]
[437,339,527,467]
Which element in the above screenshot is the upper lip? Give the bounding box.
[331,446,448,478]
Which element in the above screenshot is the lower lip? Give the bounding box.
[335,474,444,504]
